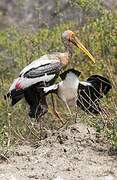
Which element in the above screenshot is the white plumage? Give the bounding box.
[9,56,60,92]
[43,70,80,110]
[57,72,79,105]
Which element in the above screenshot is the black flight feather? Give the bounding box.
[77,75,112,114]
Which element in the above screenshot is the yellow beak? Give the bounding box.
[72,36,95,63]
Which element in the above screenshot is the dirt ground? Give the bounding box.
[0,122,117,180]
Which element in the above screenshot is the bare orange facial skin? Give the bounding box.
[68,31,75,41]
[62,30,95,63]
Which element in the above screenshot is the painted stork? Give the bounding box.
[43,69,112,115]
[5,30,95,118]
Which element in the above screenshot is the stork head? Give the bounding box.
[62,30,75,41]
[62,30,95,63]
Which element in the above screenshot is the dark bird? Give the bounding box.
[5,30,95,118]
[43,69,112,115]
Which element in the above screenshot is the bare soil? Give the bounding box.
[0,122,117,180]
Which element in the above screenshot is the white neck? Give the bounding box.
[63,72,79,88]
[58,72,79,105]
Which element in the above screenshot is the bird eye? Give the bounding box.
[69,33,75,42]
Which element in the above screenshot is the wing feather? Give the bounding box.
[77,75,111,114]
[19,55,60,76]
[23,61,62,78]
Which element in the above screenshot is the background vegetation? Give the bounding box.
[0,0,116,155]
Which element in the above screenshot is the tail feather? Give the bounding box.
[11,94,24,105]
[5,85,48,118]
[5,89,24,106]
